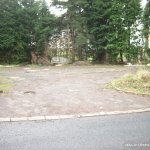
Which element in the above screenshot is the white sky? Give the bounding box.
[46,0,148,16]
[141,0,147,7]
[46,0,67,16]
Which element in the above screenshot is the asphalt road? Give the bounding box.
[0,112,150,150]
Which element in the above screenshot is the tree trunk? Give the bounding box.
[96,51,107,64]
[120,49,124,64]
[70,27,76,62]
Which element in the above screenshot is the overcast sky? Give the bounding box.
[142,0,147,7]
[46,0,148,16]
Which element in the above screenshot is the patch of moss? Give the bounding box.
[0,77,12,93]
[27,64,43,68]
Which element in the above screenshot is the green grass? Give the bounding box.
[108,70,150,96]
[0,64,19,71]
[27,64,44,68]
[145,66,150,71]
[0,77,12,93]
[0,64,19,67]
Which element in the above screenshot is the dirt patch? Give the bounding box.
[24,91,36,94]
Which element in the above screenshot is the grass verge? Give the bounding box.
[108,69,150,96]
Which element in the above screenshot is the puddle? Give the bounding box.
[26,70,40,73]
[24,91,36,94]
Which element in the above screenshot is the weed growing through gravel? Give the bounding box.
[108,69,150,95]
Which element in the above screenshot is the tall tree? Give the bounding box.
[143,0,150,57]
[85,0,112,63]
[35,0,56,55]
[53,0,89,61]
[122,0,141,61]
[18,0,41,61]
[143,0,150,37]
[0,0,57,63]
[107,0,126,63]
[0,0,24,63]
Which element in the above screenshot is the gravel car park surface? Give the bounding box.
[0,65,150,118]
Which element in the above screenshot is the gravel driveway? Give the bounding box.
[0,65,150,118]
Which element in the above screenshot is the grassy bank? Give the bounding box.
[108,69,150,96]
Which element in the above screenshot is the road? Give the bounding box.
[0,112,150,150]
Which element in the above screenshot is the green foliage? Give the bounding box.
[142,0,150,57]
[143,0,150,37]
[86,0,112,51]
[0,0,57,63]
[0,0,24,63]
[0,0,148,64]
[107,0,127,63]
[53,0,89,61]
[35,0,56,53]
[53,0,142,63]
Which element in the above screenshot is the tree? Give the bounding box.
[122,0,141,61]
[0,0,57,63]
[0,0,24,63]
[143,0,150,37]
[53,0,89,61]
[107,0,127,63]
[143,0,150,57]
[84,0,112,63]
[18,0,44,62]
[0,0,144,64]
[35,0,56,55]
[53,0,141,63]
[107,0,141,63]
